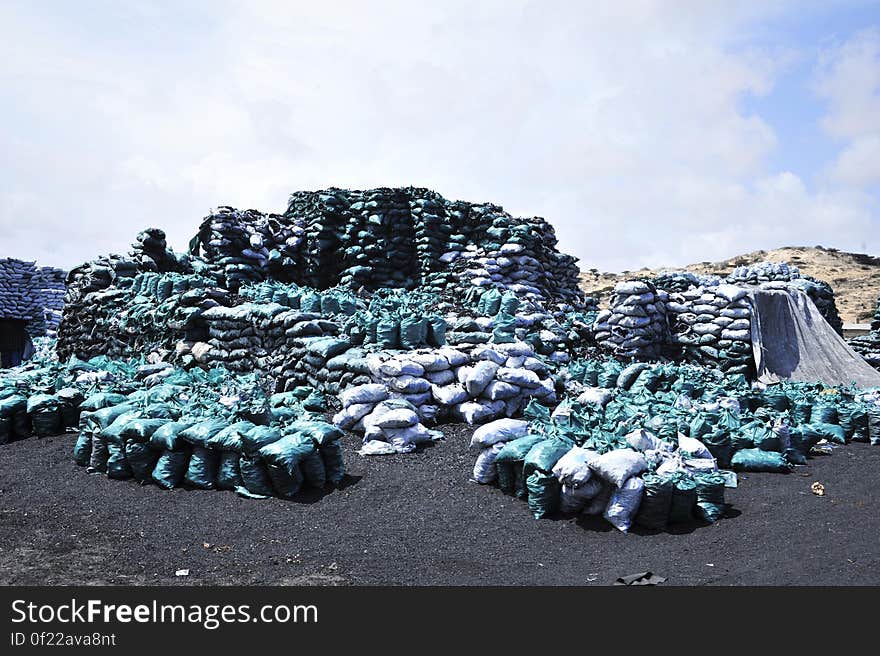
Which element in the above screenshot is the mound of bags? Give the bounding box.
[593,281,670,360]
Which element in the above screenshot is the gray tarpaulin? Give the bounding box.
[749,288,880,388]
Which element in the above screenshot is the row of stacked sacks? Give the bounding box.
[193,207,297,290]
[188,188,585,305]
[0,349,149,444]
[332,343,558,453]
[73,387,344,499]
[725,261,843,335]
[665,283,755,376]
[470,415,730,531]
[573,359,880,457]
[130,228,192,275]
[342,289,448,351]
[445,287,597,363]
[848,293,880,370]
[593,281,671,360]
[0,258,44,325]
[1,351,260,444]
[197,303,344,373]
[471,360,880,530]
[59,271,231,361]
[238,281,360,316]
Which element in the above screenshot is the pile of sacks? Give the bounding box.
[194,207,300,290]
[59,271,231,362]
[199,304,344,374]
[334,384,443,455]
[73,388,345,499]
[593,281,670,360]
[649,271,721,293]
[270,335,356,395]
[0,258,41,323]
[130,228,190,274]
[727,261,799,284]
[188,188,586,305]
[332,343,557,439]
[665,283,754,376]
[470,418,729,531]
[850,293,880,369]
[33,266,66,336]
[0,259,67,338]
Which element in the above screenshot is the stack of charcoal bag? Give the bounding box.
[332,342,557,441]
[593,281,670,360]
[131,228,191,274]
[33,266,67,336]
[665,283,755,376]
[0,258,44,336]
[187,188,587,306]
[850,293,880,369]
[68,364,346,499]
[469,403,727,530]
[443,286,598,363]
[60,269,232,363]
[193,207,299,291]
[471,357,880,530]
[648,271,721,293]
[725,262,843,335]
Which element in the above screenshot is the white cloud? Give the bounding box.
[0,0,877,273]
[815,27,880,188]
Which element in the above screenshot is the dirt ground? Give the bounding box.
[1,425,879,586]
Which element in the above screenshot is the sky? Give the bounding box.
[1,0,878,273]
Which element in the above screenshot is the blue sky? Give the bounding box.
[1,1,878,272]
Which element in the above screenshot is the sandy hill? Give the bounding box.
[579,246,880,324]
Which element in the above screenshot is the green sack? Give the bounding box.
[740,420,781,452]
[106,441,133,480]
[180,419,229,448]
[693,473,727,523]
[73,431,92,465]
[491,313,517,344]
[319,441,345,486]
[185,446,220,489]
[634,474,673,530]
[812,404,838,425]
[426,316,446,347]
[152,448,192,489]
[805,422,846,445]
[499,292,520,315]
[731,448,791,473]
[400,316,429,350]
[79,392,129,412]
[669,476,697,524]
[479,288,502,316]
[242,426,283,454]
[216,451,243,490]
[527,470,560,519]
[239,455,275,497]
[376,316,400,350]
[125,441,160,483]
[150,420,198,451]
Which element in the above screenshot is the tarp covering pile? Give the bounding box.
[749,288,880,388]
[725,262,843,335]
